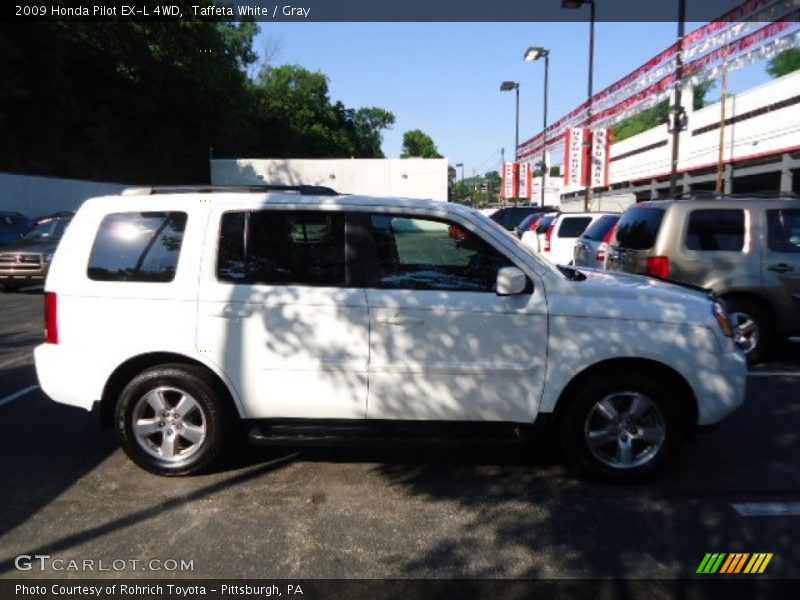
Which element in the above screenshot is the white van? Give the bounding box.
[34,186,746,481]
[538,212,616,266]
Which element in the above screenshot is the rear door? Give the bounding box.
[196,207,369,419]
[359,212,547,422]
[764,207,800,330]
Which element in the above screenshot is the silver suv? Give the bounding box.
[606,196,800,363]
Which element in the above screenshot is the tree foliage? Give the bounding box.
[767,48,800,78]
[0,8,395,184]
[401,129,443,158]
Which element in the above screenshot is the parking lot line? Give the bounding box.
[0,353,32,369]
[0,385,39,408]
[731,502,800,517]
[747,372,800,378]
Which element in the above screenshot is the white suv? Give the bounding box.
[34,187,746,481]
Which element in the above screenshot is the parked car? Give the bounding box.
[530,212,615,266]
[520,212,559,253]
[35,186,745,482]
[0,211,34,246]
[606,196,800,363]
[0,212,73,292]
[513,213,541,239]
[574,214,621,269]
[490,205,555,232]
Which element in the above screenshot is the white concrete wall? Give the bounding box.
[609,69,800,183]
[211,158,449,201]
[0,172,129,216]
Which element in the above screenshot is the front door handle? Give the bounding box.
[768,263,794,273]
[375,314,424,327]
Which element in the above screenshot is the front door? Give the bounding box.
[361,213,548,422]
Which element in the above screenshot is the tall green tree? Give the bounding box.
[767,48,800,78]
[401,129,443,158]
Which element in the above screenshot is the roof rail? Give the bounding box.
[674,191,799,201]
[121,184,340,196]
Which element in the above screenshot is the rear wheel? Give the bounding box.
[115,365,230,476]
[725,298,772,364]
[559,372,687,482]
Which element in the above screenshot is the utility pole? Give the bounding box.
[716,54,730,194]
[669,0,687,198]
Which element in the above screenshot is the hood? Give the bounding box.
[546,267,715,327]
[0,238,59,254]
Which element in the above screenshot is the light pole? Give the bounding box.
[500,81,521,160]
[669,0,687,198]
[524,47,550,208]
[455,162,465,204]
[562,0,595,210]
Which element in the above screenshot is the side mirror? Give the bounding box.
[496,266,527,296]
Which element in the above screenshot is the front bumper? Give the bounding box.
[692,349,748,426]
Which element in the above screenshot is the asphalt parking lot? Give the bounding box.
[1,290,799,580]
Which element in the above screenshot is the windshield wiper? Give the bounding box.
[558,265,586,281]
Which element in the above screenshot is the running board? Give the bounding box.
[246,419,543,447]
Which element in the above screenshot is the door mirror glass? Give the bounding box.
[496,266,527,296]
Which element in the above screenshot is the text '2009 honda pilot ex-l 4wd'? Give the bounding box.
[35,186,746,482]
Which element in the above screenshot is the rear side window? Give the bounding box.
[536,215,556,234]
[615,207,665,250]
[685,209,745,251]
[767,209,800,253]
[368,215,513,292]
[88,212,187,282]
[582,214,619,241]
[557,217,592,238]
[217,210,346,286]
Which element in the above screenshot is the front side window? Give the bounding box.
[88,212,186,282]
[217,210,345,286]
[767,209,800,253]
[686,209,745,251]
[369,215,513,292]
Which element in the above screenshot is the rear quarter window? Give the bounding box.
[615,207,665,250]
[557,217,592,238]
[87,212,187,282]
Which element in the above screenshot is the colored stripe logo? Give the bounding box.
[696,553,773,574]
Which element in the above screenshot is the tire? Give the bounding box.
[725,298,772,365]
[115,364,230,476]
[559,372,687,483]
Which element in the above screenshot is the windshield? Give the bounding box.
[23,219,69,241]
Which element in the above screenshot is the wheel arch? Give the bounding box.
[551,357,698,432]
[99,352,242,429]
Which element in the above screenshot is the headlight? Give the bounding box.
[43,253,54,262]
[712,300,733,337]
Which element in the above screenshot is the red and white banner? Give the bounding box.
[516,0,800,161]
[517,161,532,199]
[563,128,587,188]
[501,162,519,199]
[531,177,543,204]
[590,129,612,189]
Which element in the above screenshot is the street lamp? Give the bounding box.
[561,0,595,210]
[524,47,550,208]
[455,162,465,204]
[500,81,520,161]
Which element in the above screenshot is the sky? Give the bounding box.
[252,21,775,176]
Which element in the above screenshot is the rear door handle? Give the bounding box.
[768,263,794,273]
[375,314,424,327]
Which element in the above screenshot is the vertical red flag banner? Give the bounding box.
[502,162,519,199]
[590,128,612,188]
[518,162,532,199]
[563,127,587,188]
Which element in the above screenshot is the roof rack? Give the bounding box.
[674,191,799,200]
[121,184,340,196]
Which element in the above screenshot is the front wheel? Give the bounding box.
[559,373,687,482]
[115,365,230,476]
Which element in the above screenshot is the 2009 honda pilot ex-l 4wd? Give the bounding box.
[34,187,746,482]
